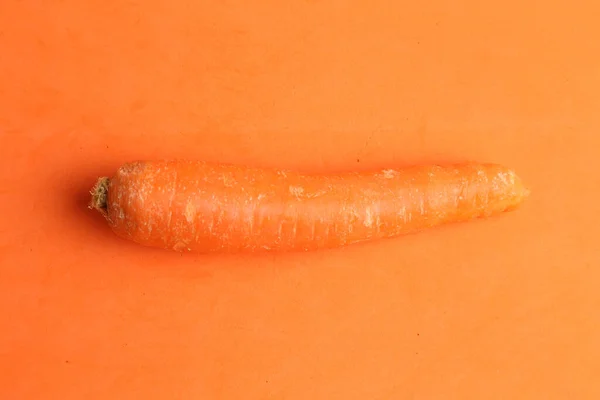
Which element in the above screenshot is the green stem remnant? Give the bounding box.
[89,177,110,218]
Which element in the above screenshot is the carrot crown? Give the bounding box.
[89,177,110,217]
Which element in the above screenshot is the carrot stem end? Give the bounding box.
[89,177,110,217]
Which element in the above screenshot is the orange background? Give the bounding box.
[1,1,599,398]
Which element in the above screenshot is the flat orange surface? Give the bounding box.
[1,1,599,399]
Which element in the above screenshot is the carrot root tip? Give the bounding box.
[89,177,110,217]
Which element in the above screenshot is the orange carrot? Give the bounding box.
[90,160,529,253]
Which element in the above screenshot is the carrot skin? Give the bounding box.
[90,160,529,253]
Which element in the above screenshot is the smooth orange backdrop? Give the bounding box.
[1,1,599,399]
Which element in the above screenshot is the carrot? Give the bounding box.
[89,160,529,253]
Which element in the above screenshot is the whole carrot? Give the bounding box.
[90,160,529,253]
